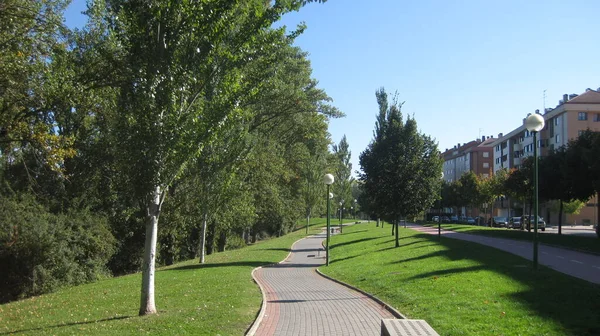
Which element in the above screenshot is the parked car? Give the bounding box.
[441,216,450,223]
[491,216,508,228]
[432,216,440,222]
[523,215,546,231]
[508,217,522,229]
[474,216,486,225]
[450,216,459,223]
[596,224,599,238]
[466,217,476,224]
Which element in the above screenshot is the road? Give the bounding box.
[543,225,597,237]
[409,224,600,285]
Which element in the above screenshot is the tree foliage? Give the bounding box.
[0,0,342,305]
[359,88,443,246]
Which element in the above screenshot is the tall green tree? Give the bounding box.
[87,0,329,315]
[565,130,600,236]
[457,171,479,216]
[360,88,443,247]
[332,135,353,219]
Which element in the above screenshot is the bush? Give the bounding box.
[0,194,116,303]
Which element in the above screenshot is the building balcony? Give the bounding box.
[513,143,521,151]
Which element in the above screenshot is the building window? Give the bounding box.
[594,113,600,122]
[555,134,560,143]
[483,162,489,168]
[483,152,489,158]
[554,118,559,126]
[578,112,588,121]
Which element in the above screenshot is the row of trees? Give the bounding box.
[0,0,357,312]
[439,130,600,236]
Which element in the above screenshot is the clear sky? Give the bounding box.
[65,0,600,176]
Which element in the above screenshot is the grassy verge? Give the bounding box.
[0,218,338,335]
[422,223,600,255]
[321,222,600,336]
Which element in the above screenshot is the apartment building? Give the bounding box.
[442,137,495,183]
[491,89,600,224]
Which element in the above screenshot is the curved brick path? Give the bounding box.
[250,233,395,336]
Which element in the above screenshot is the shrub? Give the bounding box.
[0,194,116,303]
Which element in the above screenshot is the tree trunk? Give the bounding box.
[527,198,533,232]
[199,212,208,263]
[395,219,399,248]
[217,231,227,252]
[206,220,215,255]
[558,200,563,235]
[391,221,394,235]
[244,229,251,245]
[139,185,161,316]
[306,208,311,235]
[597,193,600,236]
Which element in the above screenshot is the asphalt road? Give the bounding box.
[409,224,600,285]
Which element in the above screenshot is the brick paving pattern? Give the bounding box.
[252,233,394,336]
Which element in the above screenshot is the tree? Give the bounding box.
[359,88,443,247]
[332,135,354,222]
[477,169,508,224]
[539,147,586,234]
[0,0,76,170]
[86,0,331,315]
[457,171,479,216]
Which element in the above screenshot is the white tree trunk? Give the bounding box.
[199,212,208,264]
[139,185,161,316]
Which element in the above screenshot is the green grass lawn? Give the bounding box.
[322,222,600,336]
[421,223,600,255]
[0,217,356,335]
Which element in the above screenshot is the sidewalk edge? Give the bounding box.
[315,268,407,319]
[245,237,307,335]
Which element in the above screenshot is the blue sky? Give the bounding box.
[65,0,600,176]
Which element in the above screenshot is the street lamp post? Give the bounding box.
[439,172,444,237]
[354,199,358,219]
[323,174,335,266]
[525,113,545,270]
[339,200,344,233]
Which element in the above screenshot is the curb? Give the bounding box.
[315,268,406,320]
[245,237,306,336]
[246,266,269,336]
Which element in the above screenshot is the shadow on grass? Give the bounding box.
[255,247,290,252]
[406,265,488,281]
[332,254,360,263]
[1,315,132,335]
[338,229,369,235]
[170,261,271,271]
[410,231,600,335]
[332,236,380,249]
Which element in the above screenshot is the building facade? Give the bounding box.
[442,137,495,183]
[491,89,600,225]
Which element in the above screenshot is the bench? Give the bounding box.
[381,319,439,336]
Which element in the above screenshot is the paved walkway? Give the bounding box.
[409,224,600,285]
[250,233,395,336]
